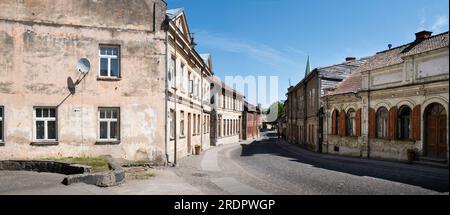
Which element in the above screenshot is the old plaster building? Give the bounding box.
[165,8,213,163]
[242,102,262,141]
[324,31,449,165]
[0,0,168,161]
[210,77,244,146]
[286,57,366,152]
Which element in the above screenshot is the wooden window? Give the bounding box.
[99,46,120,78]
[339,111,346,137]
[331,110,339,135]
[99,108,120,142]
[398,106,411,140]
[356,109,362,136]
[346,109,356,136]
[369,108,376,138]
[411,105,421,141]
[376,107,389,139]
[34,107,57,142]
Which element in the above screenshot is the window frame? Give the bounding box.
[346,109,356,137]
[33,107,58,143]
[398,106,412,140]
[99,45,121,79]
[376,107,389,139]
[169,109,175,139]
[180,111,185,137]
[97,108,120,143]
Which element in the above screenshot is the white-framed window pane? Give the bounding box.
[100,58,108,76]
[100,122,108,139]
[36,121,45,140]
[0,107,3,141]
[110,59,119,77]
[110,121,118,139]
[47,121,57,140]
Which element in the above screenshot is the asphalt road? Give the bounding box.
[173,131,449,195]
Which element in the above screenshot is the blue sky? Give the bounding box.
[165,0,449,107]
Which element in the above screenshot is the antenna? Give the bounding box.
[67,77,76,95]
[76,58,91,74]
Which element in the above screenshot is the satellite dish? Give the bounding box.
[67,77,76,95]
[76,58,91,74]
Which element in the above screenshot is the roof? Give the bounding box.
[360,31,448,72]
[166,8,184,20]
[208,76,244,97]
[327,31,449,96]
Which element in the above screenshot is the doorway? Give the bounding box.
[424,103,447,159]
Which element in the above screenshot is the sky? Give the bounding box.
[165,0,449,108]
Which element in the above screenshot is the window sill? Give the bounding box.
[180,136,186,139]
[95,141,121,145]
[97,77,121,82]
[0,142,4,147]
[31,141,59,146]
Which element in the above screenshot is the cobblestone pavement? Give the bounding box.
[172,132,448,195]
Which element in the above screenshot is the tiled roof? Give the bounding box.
[360,32,448,72]
[327,31,449,96]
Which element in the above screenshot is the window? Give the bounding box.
[0,107,3,142]
[346,109,356,136]
[376,107,389,138]
[169,109,175,139]
[99,108,120,142]
[197,115,201,135]
[180,111,185,137]
[34,107,57,142]
[332,110,340,135]
[398,106,411,139]
[193,114,197,135]
[180,64,185,92]
[99,46,120,78]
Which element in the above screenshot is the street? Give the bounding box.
[172,131,449,195]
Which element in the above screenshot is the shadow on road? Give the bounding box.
[240,133,449,193]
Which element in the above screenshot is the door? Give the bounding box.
[425,103,447,159]
[188,113,192,154]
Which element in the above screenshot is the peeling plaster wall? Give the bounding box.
[0,0,167,162]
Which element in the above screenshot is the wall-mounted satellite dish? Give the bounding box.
[76,58,91,74]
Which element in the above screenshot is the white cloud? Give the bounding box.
[431,15,449,32]
[195,31,301,70]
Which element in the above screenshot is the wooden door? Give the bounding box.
[425,103,447,159]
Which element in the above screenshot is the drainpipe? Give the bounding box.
[200,66,205,151]
[173,26,178,166]
[367,70,371,159]
[164,21,169,165]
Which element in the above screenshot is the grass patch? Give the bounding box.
[125,167,155,180]
[44,156,110,173]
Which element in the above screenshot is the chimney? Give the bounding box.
[345,57,356,62]
[415,30,433,42]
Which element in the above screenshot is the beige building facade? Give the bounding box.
[165,8,213,163]
[0,0,168,162]
[324,31,449,164]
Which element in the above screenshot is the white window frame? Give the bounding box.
[98,108,120,142]
[180,111,185,137]
[99,45,121,78]
[33,107,57,142]
[169,109,175,139]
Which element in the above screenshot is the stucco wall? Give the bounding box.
[0,0,167,162]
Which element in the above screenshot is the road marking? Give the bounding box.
[211,177,268,195]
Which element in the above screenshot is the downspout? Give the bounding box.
[367,70,371,159]
[173,25,178,166]
[200,66,205,151]
[164,20,169,165]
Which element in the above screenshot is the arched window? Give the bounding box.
[398,106,411,139]
[346,109,356,136]
[332,110,340,135]
[376,107,389,138]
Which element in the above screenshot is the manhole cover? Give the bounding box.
[192,173,207,177]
